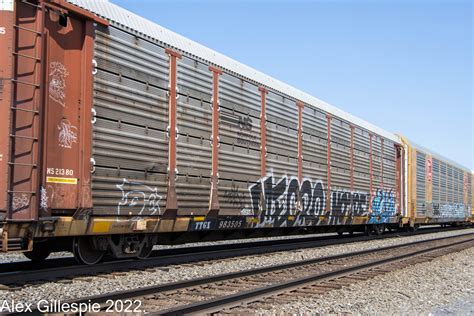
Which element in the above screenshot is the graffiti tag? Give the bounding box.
[49,61,69,107]
[58,119,78,149]
[432,203,467,218]
[116,178,162,215]
[11,194,29,213]
[368,189,396,224]
[223,183,246,210]
[40,186,48,210]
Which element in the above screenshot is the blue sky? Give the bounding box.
[112,0,473,170]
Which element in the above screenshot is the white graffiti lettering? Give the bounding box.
[40,186,48,210]
[57,119,78,149]
[49,61,69,107]
[116,178,162,215]
[433,203,468,218]
[12,193,29,212]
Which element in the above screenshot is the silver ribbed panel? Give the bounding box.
[218,179,251,216]
[267,154,298,180]
[92,168,167,215]
[219,144,260,183]
[220,72,261,114]
[447,166,453,202]
[178,55,213,98]
[468,174,472,209]
[266,121,298,159]
[330,117,350,174]
[432,158,440,203]
[175,95,212,214]
[302,160,328,185]
[68,0,402,144]
[416,151,426,215]
[440,161,447,202]
[95,26,169,90]
[176,177,210,215]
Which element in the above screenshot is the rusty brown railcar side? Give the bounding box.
[1,0,107,251]
[0,3,15,217]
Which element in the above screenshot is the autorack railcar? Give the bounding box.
[0,0,472,264]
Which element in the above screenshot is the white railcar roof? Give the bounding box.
[69,0,401,143]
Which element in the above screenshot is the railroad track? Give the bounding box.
[0,226,467,287]
[53,232,473,316]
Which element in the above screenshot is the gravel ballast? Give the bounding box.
[0,228,472,308]
[254,246,474,314]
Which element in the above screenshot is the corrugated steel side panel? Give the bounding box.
[219,179,252,216]
[447,165,453,203]
[92,24,169,215]
[440,161,447,202]
[416,151,426,216]
[383,140,397,191]
[82,2,408,222]
[412,145,470,220]
[302,106,328,187]
[471,173,474,216]
[67,0,401,145]
[92,168,167,215]
[432,158,440,204]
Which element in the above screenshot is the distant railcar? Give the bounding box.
[0,0,471,264]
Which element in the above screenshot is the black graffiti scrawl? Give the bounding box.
[241,174,371,227]
[244,176,326,217]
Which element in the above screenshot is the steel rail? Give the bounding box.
[30,231,473,316]
[0,226,467,286]
[158,236,473,316]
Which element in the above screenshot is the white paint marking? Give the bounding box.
[58,119,78,149]
[49,61,69,107]
[0,0,13,11]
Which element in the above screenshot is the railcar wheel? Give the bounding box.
[137,243,153,259]
[365,225,373,236]
[374,224,385,236]
[23,242,51,262]
[73,237,105,265]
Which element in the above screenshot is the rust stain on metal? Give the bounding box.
[7,0,45,220]
[0,6,14,215]
[258,86,267,177]
[4,1,105,221]
[208,65,223,217]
